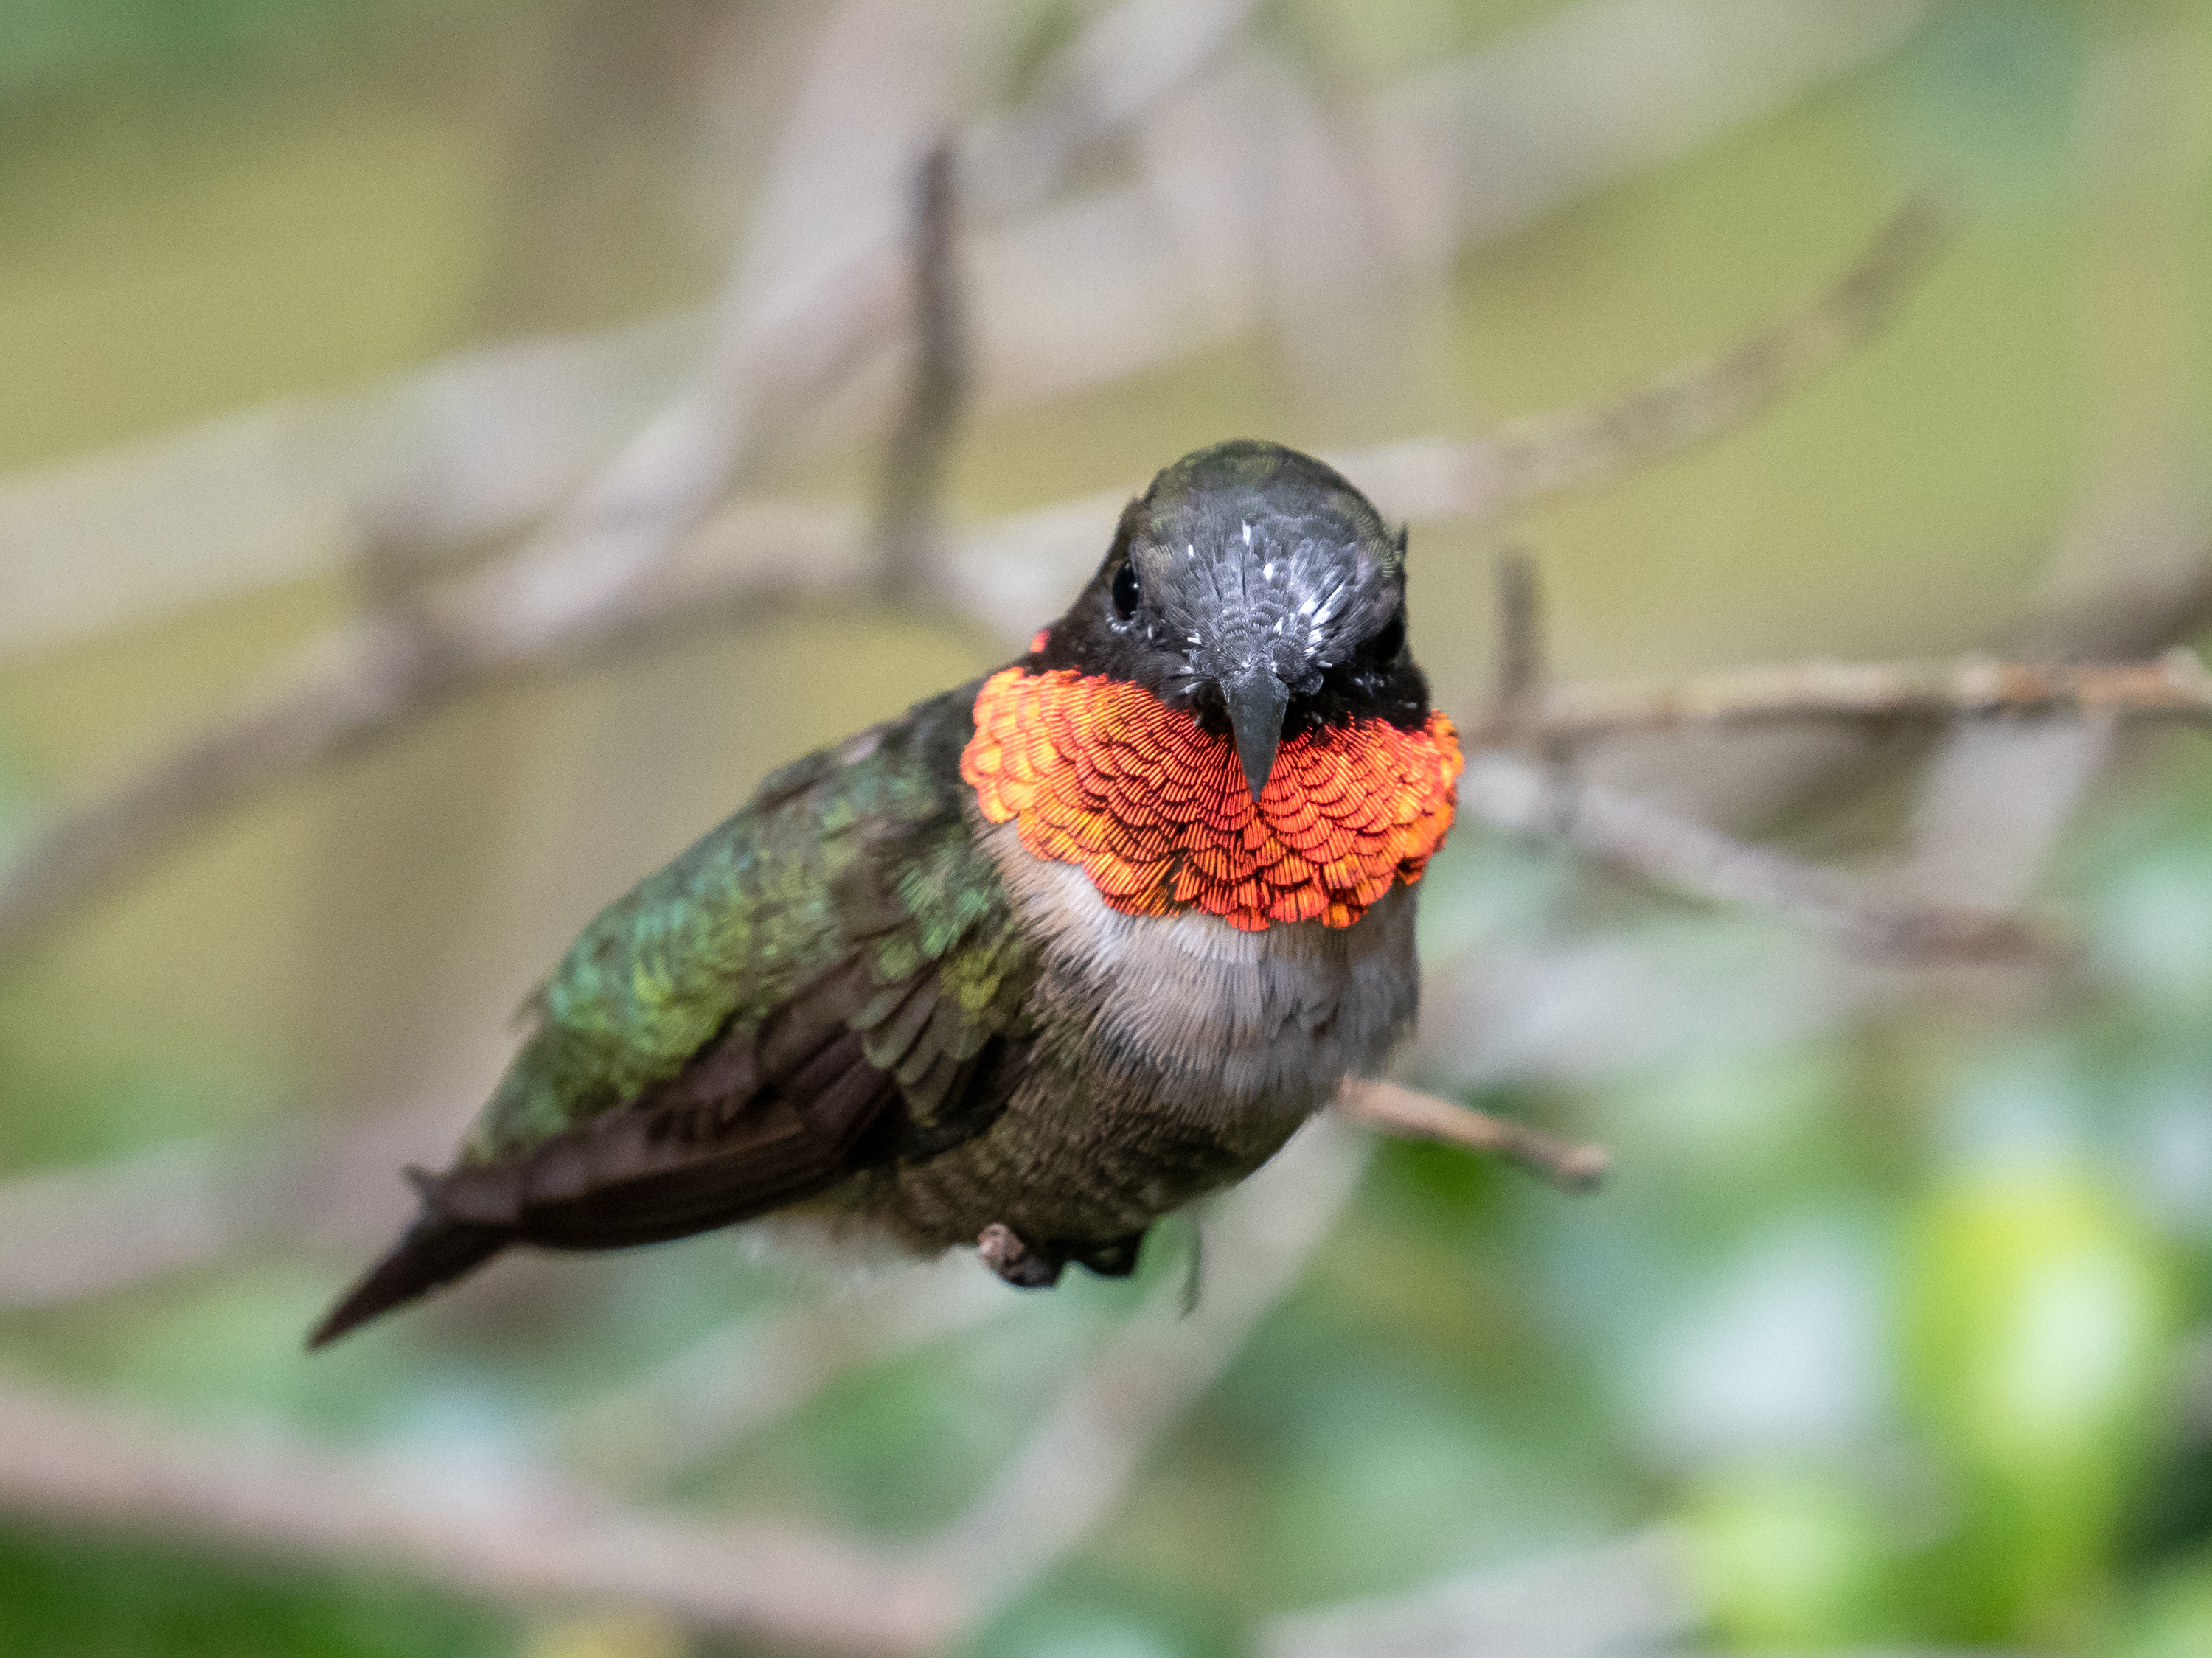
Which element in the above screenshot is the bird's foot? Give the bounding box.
[975,1224,1151,1286]
[977,1222,1062,1288]
[1071,1230,1147,1278]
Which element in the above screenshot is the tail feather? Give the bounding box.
[307,1211,508,1350]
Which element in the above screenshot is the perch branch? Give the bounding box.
[0,1121,1371,1653]
[1334,1079,1608,1192]
[555,1261,1009,1490]
[1457,751,2044,963]
[0,1375,953,1656]
[874,140,968,605]
[0,212,1938,971]
[918,1117,1372,1622]
[1459,647,2212,748]
[1343,195,1950,522]
[1494,550,1545,721]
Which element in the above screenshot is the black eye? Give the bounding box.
[1366,608,1405,661]
[1112,562,1141,617]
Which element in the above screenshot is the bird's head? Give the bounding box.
[970,440,1458,934]
[1033,439,1427,799]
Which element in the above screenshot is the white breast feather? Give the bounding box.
[981,819,1416,1124]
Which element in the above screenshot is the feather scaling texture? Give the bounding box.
[309,686,1036,1345]
[963,665,1462,932]
[469,684,1030,1159]
[310,437,1451,1345]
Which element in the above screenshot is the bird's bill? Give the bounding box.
[1222,666,1290,802]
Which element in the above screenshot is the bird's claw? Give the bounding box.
[976,1223,1150,1286]
[977,1222,1063,1287]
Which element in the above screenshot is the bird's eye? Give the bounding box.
[1112,562,1141,617]
[1366,607,1405,661]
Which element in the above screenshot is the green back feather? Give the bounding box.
[464,683,1029,1159]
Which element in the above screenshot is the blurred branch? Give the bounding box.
[875,141,968,605]
[1494,549,1545,734]
[977,0,1933,405]
[0,1141,243,1309]
[0,1096,462,1312]
[1334,1079,1607,1191]
[917,1116,1372,1623]
[942,198,1951,639]
[0,1375,954,1656]
[1458,752,2045,964]
[959,0,1260,213]
[0,1121,1371,1653]
[1262,1529,1698,1658]
[1460,647,2212,747]
[0,201,1941,970]
[1342,194,1950,523]
[556,1259,1008,1490]
[0,0,1927,661]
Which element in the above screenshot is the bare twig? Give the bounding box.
[0,209,1941,971]
[1495,551,1544,720]
[0,1095,465,1312]
[1458,648,2212,748]
[1457,751,2044,963]
[1334,1079,1608,1192]
[0,1120,1371,1653]
[875,141,968,605]
[942,196,1954,641]
[918,1116,1371,1623]
[0,1375,953,1655]
[979,0,1933,405]
[556,1259,1009,1490]
[1895,718,2119,912]
[1262,1528,1697,1658]
[0,1141,243,1309]
[0,0,1927,662]
[1343,195,1952,523]
[960,0,1261,215]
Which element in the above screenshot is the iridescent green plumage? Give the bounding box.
[467,685,1030,1159]
[310,685,1037,1346]
[311,440,1439,1347]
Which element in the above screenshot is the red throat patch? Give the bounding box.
[962,666,1463,932]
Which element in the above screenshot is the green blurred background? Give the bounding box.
[2,1,2211,1654]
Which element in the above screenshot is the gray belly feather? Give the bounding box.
[849,816,1419,1251]
[986,818,1416,1125]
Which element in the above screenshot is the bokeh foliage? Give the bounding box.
[4,1,2212,1654]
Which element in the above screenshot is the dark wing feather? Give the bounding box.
[309,684,1034,1348]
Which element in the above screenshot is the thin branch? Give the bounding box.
[942,197,1955,641]
[0,1376,953,1656]
[0,0,1925,663]
[959,0,1261,215]
[0,209,1942,972]
[1459,648,2212,748]
[0,1120,1371,1653]
[917,1116,1372,1622]
[0,1094,463,1312]
[0,617,451,961]
[875,140,969,605]
[1495,551,1544,718]
[1334,1079,1608,1192]
[1457,751,2045,964]
[1261,1528,1698,1658]
[0,1141,240,1309]
[555,1260,1008,1491]
[1341,195,1952,523]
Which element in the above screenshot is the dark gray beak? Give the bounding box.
[1222,666,1290,802]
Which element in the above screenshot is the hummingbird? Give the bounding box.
[310,439,1462,1347]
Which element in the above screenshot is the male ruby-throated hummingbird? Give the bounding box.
[310,439,1462,1347]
